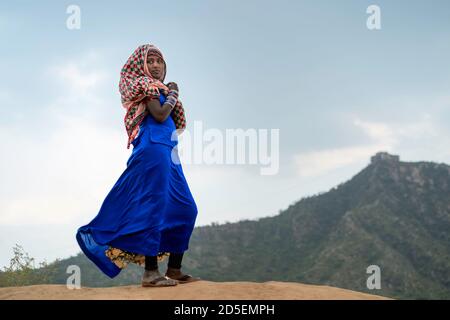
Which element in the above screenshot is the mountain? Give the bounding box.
[184,152,450,299]
[2,152,449,299]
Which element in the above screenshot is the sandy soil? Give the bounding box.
[0,280,390,300]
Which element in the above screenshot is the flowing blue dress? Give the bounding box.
[76,93,198,278]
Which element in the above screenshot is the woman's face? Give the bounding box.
[147,54,165,80]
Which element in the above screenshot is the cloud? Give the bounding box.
[54,63,105,94]
[294,112,444,178]
[45,50,111,102]
[0,114,128,225]
[294,144,389,178]
[0,52,127,225]
[352,118,397,143]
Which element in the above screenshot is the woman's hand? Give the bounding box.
[166,82,179,93]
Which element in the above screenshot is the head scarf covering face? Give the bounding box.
[119,44,186,149]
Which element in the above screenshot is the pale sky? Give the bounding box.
[1,0,450,268]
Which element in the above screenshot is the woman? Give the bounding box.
[76,44,200,287]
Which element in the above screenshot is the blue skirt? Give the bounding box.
[76,100,198,278]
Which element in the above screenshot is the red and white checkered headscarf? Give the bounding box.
[119,44,186,149]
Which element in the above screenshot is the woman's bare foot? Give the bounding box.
[165,267,201,284]
[142,269,178,287]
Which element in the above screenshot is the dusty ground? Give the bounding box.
[0,280,390,300]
